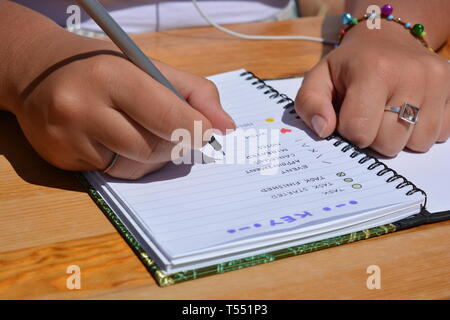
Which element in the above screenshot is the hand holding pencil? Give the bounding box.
[2,1,235,180]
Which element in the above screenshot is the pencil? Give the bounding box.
[76,0,224,153]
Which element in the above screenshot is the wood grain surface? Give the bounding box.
[1,16,449,299]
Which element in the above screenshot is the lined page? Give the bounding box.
[94,70,425,259]
[266,77,450,214]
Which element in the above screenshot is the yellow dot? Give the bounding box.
[352,184,362,189]
[344,178,353,182]
[265,118,275,122]
[336,172,346,177]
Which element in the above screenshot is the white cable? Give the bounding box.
[191,0,338,45]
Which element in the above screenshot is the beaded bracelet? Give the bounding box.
[339,4,433,52]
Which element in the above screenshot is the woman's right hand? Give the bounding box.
[8,31,235,180]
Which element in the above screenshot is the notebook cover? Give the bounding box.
[76,172,404,287]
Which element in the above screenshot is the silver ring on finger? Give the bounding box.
[103,153,120,174]
[384,102,420,124]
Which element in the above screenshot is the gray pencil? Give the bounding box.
[76,0,223,152]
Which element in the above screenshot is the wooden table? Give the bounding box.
[1,17,449,300]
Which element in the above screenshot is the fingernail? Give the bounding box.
[311,115,327,138]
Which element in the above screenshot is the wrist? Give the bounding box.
[0,24,66,114]
[5,29,118,115]
[342,1,449,50]
[340,17,429,52]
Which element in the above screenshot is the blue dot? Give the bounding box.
[254,223,262,227]
[405,23,411,28]
[227,229,236,233]
[349,200,358,205]
[387,15,394,20]
[323,207,332,211]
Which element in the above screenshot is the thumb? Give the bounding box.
[295,60,336,138]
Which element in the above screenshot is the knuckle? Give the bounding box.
[127,170,147,180]
[50,88,84,126]
[371,56,395,80]
[437,135,449,143]
[46,153,85,171]
[203,79,219,94]
[126,162,167,180]
[138,138,159,162]
[353,53,385,71]
[373,142,403,157]
[406,131,438,153]
[90,56,115,81]
[294,88,307,106]
[406,139,431,153]
[294,91,316,116]
[425,59,448,80]
[337,118,373,148]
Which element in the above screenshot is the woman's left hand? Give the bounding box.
[295,21,450,157]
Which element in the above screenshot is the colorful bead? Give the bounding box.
[412,24,424,36]
[342,13,353,25]
[338,8,432,52]
[381,4,393,17]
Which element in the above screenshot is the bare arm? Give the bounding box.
[0,0,64,112]
[0,0,235,179]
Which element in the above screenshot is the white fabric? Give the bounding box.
[81,1,292,33]
[14,0,293,33]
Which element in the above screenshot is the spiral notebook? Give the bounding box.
[81,69,430,286]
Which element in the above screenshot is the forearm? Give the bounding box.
[0,1,63,112]
[0,1,116,114]
[345,0,450,50]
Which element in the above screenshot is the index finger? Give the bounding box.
[110,61,214,148]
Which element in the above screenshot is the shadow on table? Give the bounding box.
[0,111,85,192]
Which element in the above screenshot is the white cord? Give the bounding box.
[191,0,338,45]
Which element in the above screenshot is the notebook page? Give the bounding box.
[266,77,450,214]
[92,70,425,260]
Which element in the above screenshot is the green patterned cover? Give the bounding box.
[77,173,399,287]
